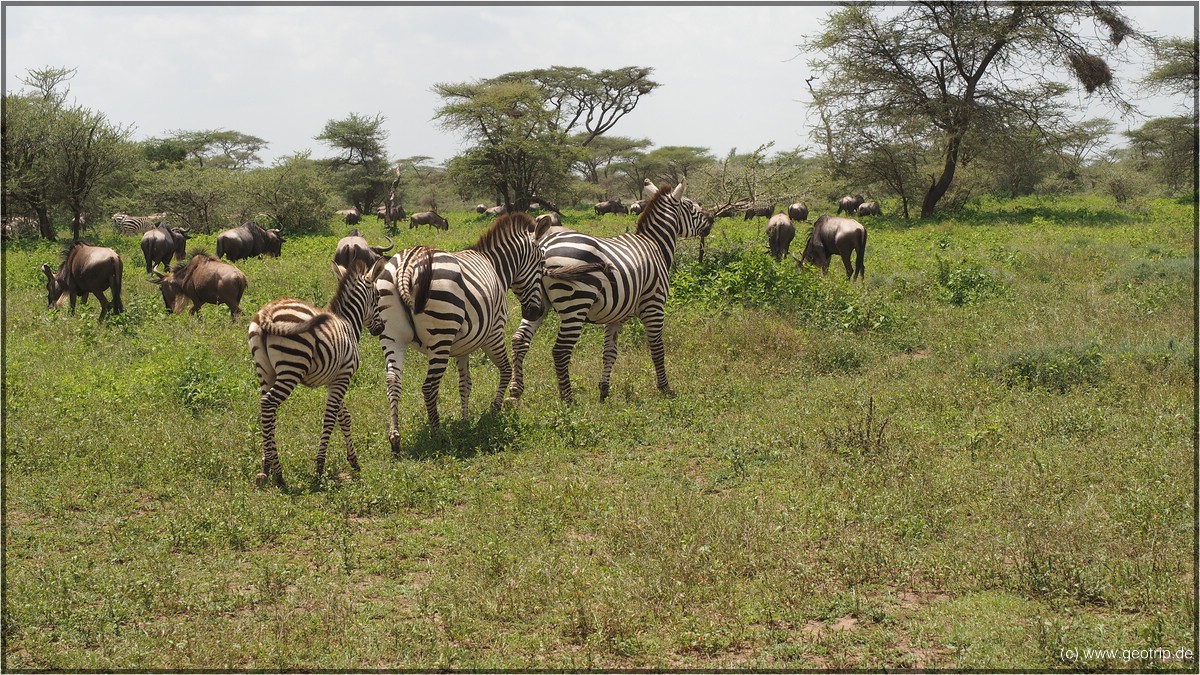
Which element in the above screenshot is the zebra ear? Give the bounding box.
[368,256,389,282]
[671,179,685,200]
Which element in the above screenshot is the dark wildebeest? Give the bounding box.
[151,250,248,321]
[333,229,394,267]
[856,201,882,217]
[485,205,508,217]
[410,211,449,230]
[140,223,191,273]
[475,204,489,214]
[41,242,124,318]
[336,209,362,226]
[216,222,285,261]
[837,194,865,215]
[765,213,796,262]
[714,205,739,219]
[743,205,774,220]
[375,205,406,221]
[629,200,645,215]
[594,199,628,215]
[800,215,867,281]
[788,202,809,222]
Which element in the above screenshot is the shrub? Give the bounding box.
[933,256,1007,306]
[980,345,1107,393]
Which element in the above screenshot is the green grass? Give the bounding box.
[3,195,1195,670]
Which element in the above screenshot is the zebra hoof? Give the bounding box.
[389,435,402,458]
[501,396,519,408]
[255,472,269,488]
[660,387,677,399]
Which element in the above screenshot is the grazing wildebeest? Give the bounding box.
[410,211,449,230]
[743,204,774,220]
[151,250,248,320]
[375,204,405,221]
[766,213,796,262]
[485,205,508,217]
[140,223,191,273]
[41,242,124,318]
[800,215,867,281]
[475,204,488,214]
[594,199,628,215]
[333,229,395,267]
[714,205,739,219]
[629,200,645,215]
[216,222,285,261]
[856,201,882,217]
[336,209,362,226]
[788,202,809,222]
[837,195,865,215]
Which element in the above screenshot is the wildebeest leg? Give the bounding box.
[256,379,296,489]
[481,331,512,410]
[639,307,675,398]
[315,380,349,481]
[507,314,544,401]
[97,292,112,319]
[422,355,450,431]
[841,252,854,280]
[456,355,472,420]
[337,400,359,474]
[599,322,623,402]
[552,312,588,404]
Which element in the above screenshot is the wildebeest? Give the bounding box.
[714,205,739,219]
[336,209,362,226]
[788,202,809,222]
[594,199,628,215]
[766,213,796,262]
[800,215,867,281]
[856,201,882,217]
[216,222,285,261]
[410,211,449,230]
[151,250,248,320]
[140,223,191,273]
[534,211,562,232]
[837,195,865,215]
[743,205,774,220]
[333,229,395,267]
[375,204,406,221]
[41,242,124,318]
[629,200,645,215]
[475,204,488,214]
[485,205,507,217]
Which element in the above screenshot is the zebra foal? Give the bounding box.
[248,257,386,488]
[373,212,569,452]
[508,178,713,403]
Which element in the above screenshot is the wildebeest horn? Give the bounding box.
[150,269,167,279]
[40,263,53,278]
[371,235,394,255]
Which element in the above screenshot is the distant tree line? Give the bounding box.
[3,10,1193,242]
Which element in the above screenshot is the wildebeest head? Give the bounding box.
[799,231,829,270]
[149,267,185,312]
[40,262,67,308]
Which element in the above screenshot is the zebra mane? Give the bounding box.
[328,257,371,317]
[469,212,534,252]
[634,185,670,235]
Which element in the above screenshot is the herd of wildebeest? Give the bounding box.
[20,184,875,486]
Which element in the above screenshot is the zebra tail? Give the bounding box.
[400,247,434,314]
[256,311,335,336]
[544,260,614,281]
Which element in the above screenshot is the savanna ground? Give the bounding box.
[2,195,1196,671]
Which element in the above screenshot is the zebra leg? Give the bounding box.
[599,322,622,402]
[337,399,360,473]
[422,356,450,431]
[640,308,675,398]
[382,347,408,457]
[483,332,513,410]
[456,355,472,420]
[507,315,543,401]
[552,313,587,404]
[315,381,349,482]
[257,380,296,489]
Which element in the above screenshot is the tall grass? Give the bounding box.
[2,195,1195,670]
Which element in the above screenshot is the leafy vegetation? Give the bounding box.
[3,194,1193,670]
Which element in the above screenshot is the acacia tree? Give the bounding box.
[152,129,267,170]
[315,112,391,214]
[52,105,135,239]
[805,2,1147,217]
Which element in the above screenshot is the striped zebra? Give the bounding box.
[112,212,167,235]
[373,212,569,451]
[508,178,713,403]
[247,257,387,489]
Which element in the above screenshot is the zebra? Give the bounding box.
[507,178,713,404]
[373,212,581,452]
[247,257,387,489]
[112,212,167,235]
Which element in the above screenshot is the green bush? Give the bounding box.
[933,256,1007,306]
[981,345,1107,393]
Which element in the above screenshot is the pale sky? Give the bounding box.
[3,2,1195,167]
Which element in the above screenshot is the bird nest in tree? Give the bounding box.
[1068,52,1113,94]
[1096,9,1135,46]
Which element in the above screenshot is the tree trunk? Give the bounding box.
[920,132,963,218]
[35,205,55,241]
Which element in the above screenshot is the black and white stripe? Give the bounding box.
[112,212,167,235]
[247,258,384,488]
[372,213,545,451]
[508,179,713,403]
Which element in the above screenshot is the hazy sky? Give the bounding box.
[3,3,1194,167]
